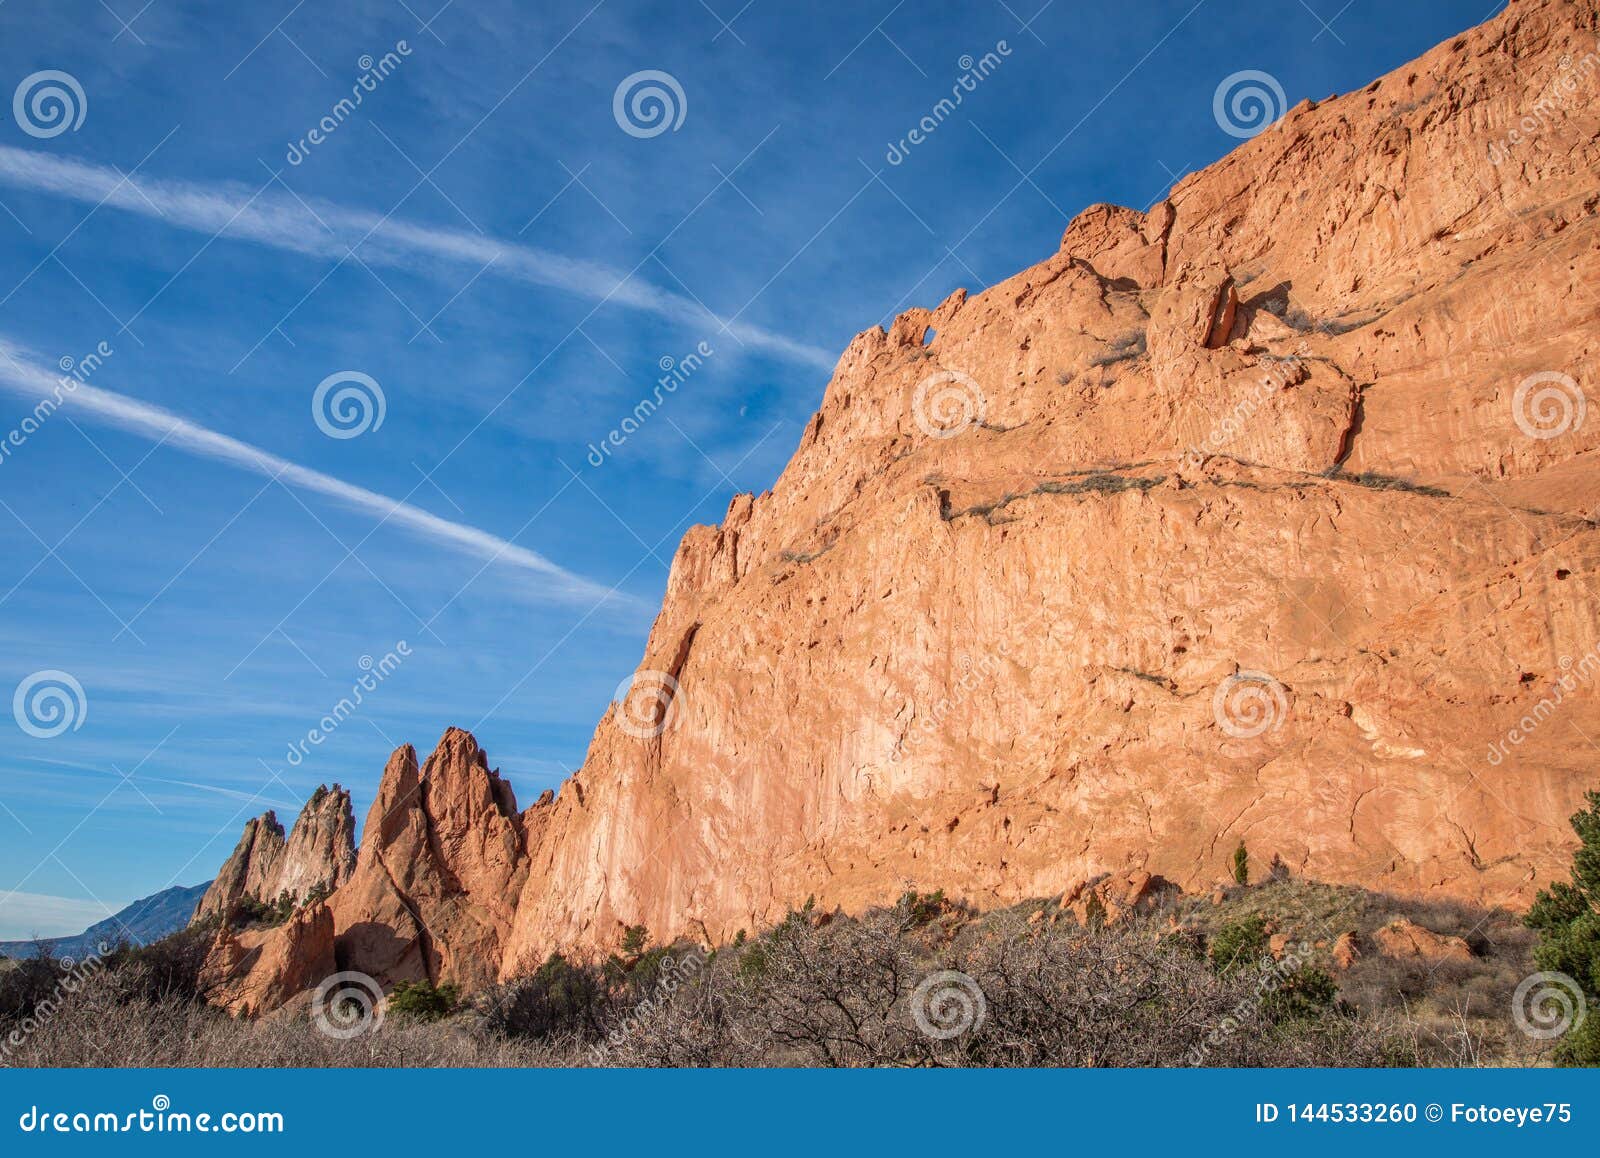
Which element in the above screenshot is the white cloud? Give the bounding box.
[0,890,116,941]
[0,145,837,371]
[0,339,634,607]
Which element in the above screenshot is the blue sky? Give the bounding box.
[0,0,1498,938]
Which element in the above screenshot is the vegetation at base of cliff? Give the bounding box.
[1209,915,1268,974]
[229,894,295,928]
[0,920,216,1053]
[224,884,332,931]
[1524,790,1600,1066]
[464,890,1392,1068]
[1,877,1569,1069]
[388,981,462,1021]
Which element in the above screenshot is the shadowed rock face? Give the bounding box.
[192,786,356,922]
[204,0,1600,1011]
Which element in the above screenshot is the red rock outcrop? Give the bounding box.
[198,904,336,1018]
[327,729,527,989]
[1332,932,1363,970]
[275,785,357,904]
[500,0,1600,966]
[192,785,356,922]
[203,0,1600,1009]
[1059,872,1179,925]
[192,813,285,922]
[1372,917,1476,963]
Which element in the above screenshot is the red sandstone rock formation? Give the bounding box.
[1332,932,1363,971]
[326,730,527,989]
[1372,917,1476,963]
[275,785,358,904]
[192,785,356,922]
[198,904,336,1018]
[503,0,1600,965]
[192,813,285,923]
[203,0,1600,1009]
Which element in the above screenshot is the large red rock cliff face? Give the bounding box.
[207,0,1600,1002]
[503,0,1600,964]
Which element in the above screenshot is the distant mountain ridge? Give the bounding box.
[0,883,211,959]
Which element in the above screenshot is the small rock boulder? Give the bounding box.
[1059,871,1179,925]
[1372,917,1473,963]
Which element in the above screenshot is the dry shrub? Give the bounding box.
[1,890,1470,1069]
[595,901,1402,1068]
[2,963,543,1068]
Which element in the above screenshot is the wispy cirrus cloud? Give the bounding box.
[0,890,116,940]
[0,339,632,607]
[0,145,836,370]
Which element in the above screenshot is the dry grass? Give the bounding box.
[0,882,1554,1068]
[1088,328,1148,367]
[1172,878,1546,1064]
[1,965,550,1068]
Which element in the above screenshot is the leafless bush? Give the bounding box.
[0,893,1447,1068]
[596,902,1402,1068]
[2,964,544,1068]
